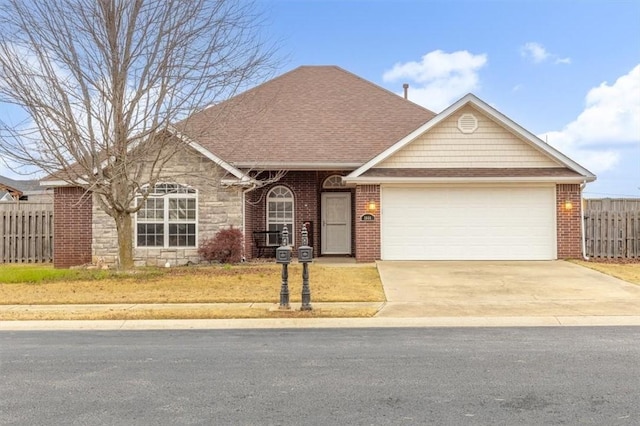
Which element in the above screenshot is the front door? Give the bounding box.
[321,192,351,255]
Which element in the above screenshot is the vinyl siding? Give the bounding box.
[378,106,560,169]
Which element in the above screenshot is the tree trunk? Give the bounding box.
[114,211,134,270]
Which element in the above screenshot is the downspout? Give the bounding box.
[580,181,589,260]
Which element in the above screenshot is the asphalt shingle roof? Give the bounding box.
[0,175,42,192]
[175,66,435,167]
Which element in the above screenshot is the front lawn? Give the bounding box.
[0,263,384,305]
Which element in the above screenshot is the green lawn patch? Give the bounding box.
[0,264,160,284]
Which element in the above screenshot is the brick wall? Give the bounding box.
[245,171,354,259]
[354,184,380,262]
[53,187,92,268]
[556,183,582,258]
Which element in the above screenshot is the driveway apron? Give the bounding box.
[375,261,640,317]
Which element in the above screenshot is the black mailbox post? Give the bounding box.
[298,223,313,311]
[276,226,292,310]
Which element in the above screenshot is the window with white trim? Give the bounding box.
[267,186,294,245]
[322,174,345,189]
[136,183,197,248]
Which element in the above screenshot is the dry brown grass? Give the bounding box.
[0,263,384,305]
[570,260,640,285]
[0,306,379,321]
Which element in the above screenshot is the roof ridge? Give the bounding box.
[195,66,306,114]
[328,65,436,116]
[199,65,436,117]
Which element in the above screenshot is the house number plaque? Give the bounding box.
[360,213,375,222]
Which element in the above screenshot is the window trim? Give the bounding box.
[266,185,295,245]
[322,174,345,189]
[134,183,198,249]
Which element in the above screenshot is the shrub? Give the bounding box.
[198,226,244,264]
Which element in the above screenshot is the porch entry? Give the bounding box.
[321,192,351,255]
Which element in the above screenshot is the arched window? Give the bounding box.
[136,183,197,248]
[267,186,294,245]
[322,174,345,189]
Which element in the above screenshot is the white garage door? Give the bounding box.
[381,186,556,260]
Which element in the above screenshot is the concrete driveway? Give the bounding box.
[375,261,640,317]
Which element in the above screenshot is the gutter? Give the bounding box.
[40,179,89,187]
[233,162,361,170]
[342,176,592,185]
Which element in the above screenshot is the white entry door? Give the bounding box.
[321,192,351,254]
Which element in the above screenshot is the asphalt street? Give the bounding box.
[1,327,639,425]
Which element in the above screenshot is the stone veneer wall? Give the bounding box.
[92,146,243,267]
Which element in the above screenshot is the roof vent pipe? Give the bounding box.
[403,83,409,99]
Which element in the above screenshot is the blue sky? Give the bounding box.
[1,0,638,198]
[261,0,640,198]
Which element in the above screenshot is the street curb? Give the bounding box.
[2,316,640,331]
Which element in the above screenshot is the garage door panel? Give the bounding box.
[381,186,555,260]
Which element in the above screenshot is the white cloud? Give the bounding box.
[555,57,572,65]
[521,42,571,65]
[521,42,549,63]
[382,50,488,112]
[539,64,640,173]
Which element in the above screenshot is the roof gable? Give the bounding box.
[175,66,435,167]
[377,104,561,169]
[348,94,596,180]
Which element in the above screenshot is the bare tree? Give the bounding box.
[0,0,277,269]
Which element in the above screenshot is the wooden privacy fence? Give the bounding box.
[584,199,640,259]
[0,208,54,263]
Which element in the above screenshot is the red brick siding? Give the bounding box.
[245,171,354,259]
[246,180,577,261]
[556,184,582,258]
[355,184,380,262]
[53,187,92,268]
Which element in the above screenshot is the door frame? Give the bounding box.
[321,192,352,255]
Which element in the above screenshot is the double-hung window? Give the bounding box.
[136,183,197,248]
[267,186,294,245]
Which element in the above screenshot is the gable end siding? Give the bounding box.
[378,105,560,169]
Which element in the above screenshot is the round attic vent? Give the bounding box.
[457,113,478,134]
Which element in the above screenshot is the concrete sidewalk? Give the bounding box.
[2,314,640,330]
[1,301,640,330]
